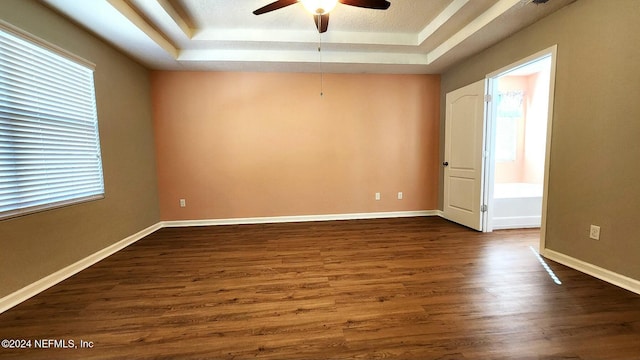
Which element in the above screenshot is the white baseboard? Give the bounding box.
[492,215,541,230]
[542,248,640,295]
[161,210,439,228]
[0,222,162,314]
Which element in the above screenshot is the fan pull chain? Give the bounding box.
[317,14,324,97]
[319,47,324,97]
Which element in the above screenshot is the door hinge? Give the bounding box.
[484,94,492,102]
[481,204,488,212]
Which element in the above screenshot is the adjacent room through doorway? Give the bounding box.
[490,55,552,230]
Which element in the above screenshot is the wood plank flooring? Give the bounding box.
[1,217,639,359]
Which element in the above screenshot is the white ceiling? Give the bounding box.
[41,0,576,74]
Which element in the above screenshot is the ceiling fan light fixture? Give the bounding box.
[300,0,338,15]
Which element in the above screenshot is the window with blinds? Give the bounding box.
[0,23,104,220]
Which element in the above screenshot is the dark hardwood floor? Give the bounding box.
[1,217,639,359]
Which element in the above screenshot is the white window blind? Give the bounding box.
[0,24,104,220]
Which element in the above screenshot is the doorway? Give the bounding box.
[483,46,557,240]
[442,46,557,243]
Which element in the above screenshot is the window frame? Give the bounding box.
[0,20,104,221]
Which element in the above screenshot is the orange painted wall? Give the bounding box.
[151,72,440,221]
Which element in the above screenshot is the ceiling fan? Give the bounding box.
[253,0,391,33]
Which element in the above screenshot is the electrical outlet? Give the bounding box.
[179,199,186,208]
[397,192,403,200]
[589,225,600,240]
[375,192,381,201]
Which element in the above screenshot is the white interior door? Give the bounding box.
[443,79,486,231]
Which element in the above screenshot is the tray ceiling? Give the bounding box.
[42,0,576,73]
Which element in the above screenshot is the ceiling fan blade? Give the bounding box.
[313,13,330,33]
[338,0,390,10]
[253,0,299,15]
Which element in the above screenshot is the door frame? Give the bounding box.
[481,45,558,252]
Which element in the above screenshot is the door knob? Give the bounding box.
[443,161,449,166]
